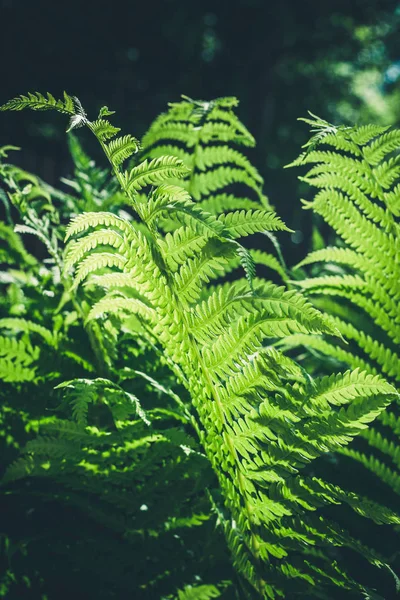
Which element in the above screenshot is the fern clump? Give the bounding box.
[1,93,400,599]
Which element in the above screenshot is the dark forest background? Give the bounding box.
[1,0,400,261]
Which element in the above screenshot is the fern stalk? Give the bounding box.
[172,292,267,592]
[86,113,266,589]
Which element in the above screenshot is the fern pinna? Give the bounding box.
[1,93,400,599]
[286,115,400,509]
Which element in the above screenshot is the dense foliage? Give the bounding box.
[0,92,399,600]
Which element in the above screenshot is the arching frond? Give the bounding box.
[0,91,75,115]
[290,116,400,536]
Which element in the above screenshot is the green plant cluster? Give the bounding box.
[0,93,399,600]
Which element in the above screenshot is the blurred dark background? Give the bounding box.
[1,0,400,261]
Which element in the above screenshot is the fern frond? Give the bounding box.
[278,333,376,375]
[142,95,273,218]
[199,121,254,147]
[87,272,137,289]
[6,91,398,600]
[296,246,368,271]
[306,369,396,412]
[158,226,209,270]
[0,335,40,363]
[142,122,198,149]
[300,283,400,343]
[0,358,37,382]
[348,124,390,145]
[142,184,226,238]
[330,318,400,381]
[190,280,337,345]
[360,427,400,467]
[201,193,262,214]
[295,274,367,291]
[306,189,397,263]
[195,145,262,182]
[202,308,328,379]
[142,144,193,168]
[234,243,256,290]
[0,317,56,346]
[372,156,400,189]
[291,117,400,563]
[384,183,400,216]
[0,222,36,266]
[251,250,288,281]
[190,166,263,201]
[300,170,393,228]
[0,91,75,115]
[56,378,150,428]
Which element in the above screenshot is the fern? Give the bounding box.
[2,93,400,599]
[0,335,39,382]
[142,95,264,206]
[174,583,221,599]
[0,91,76,115]
[142,95,287,282]
[288,114,400,514]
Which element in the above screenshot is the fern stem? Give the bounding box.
[170,290,266,596]
[87,123,141,215]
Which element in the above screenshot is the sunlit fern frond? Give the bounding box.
[288,117,400,524]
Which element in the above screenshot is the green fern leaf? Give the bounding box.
[90,118,121,141]
[0,91,75,115]
[65,212,133,241]
[74,252,127,287]
[218,209,290,238]
[106,134,140,166]
[122,156,190,194]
